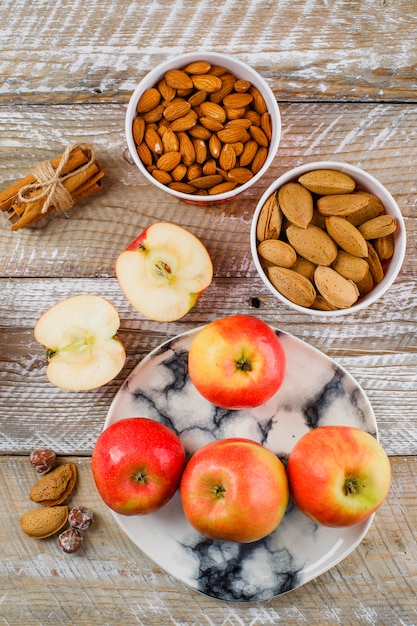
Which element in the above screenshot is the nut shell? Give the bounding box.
[30,463,77,507]
[20,505,68,539]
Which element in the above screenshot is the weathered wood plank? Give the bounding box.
[1,276,416,456]
[1,455,415,625]
[1,0,417,104]
[0,103,416,279]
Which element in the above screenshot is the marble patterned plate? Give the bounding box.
[105,325,376,602]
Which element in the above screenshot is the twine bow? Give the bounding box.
[16,143,96,214]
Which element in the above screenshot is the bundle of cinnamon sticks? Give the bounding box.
[0,143,104,231]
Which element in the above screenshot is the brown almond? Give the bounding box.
[189,127,211,142]
[165,69,194,90]
[325,216,368,258]
[137,142,153,166]
[157,78,176,102]
[249,125,269,148]
[222,92,254,108]
[374,235,394,260]
[217,126,247,143]
[298,169,356,195]
[314,266,359,308]
[345,192,386,226]
[317,192,369,216]
[226,107,246,120]
[168,181,198,194]
[267,266,316,308]
[144,128,163,154]
[171,163,187,181]
[228,167,253,184]
[209,73,236,103]
[161,129,179,153]
[358,214,397,240]
[163,100,192,121]
[188,89,207,107]
[192,74,223,93]
[230,142,245,156]
[156,151,182,172]
[258,239,297,268]
[199,101,227,123]
[249,87,267,114]
[137,88,161,113]
[152,169,173,185]
[286,223,338,266]
[143,104,165,123]
[251,147,268,174]
[240,140,258,167]
[187,163,203,181]
[261,112,272,141]
[202,159,217,176]
[188,174,224,189]
[366,242,385,283]
[30,464,77,507]
[200,116,224,131]
[20,505,69,539]
[169,114,197,132]
[256,191,282,241]
[234,79,251,92]
[219,144,237,171]
[278,182,313,229]
[331,250,369,282]
[183,61,211,75]
[192,138,208,164]
[132,116,145,145]
[208,134,222,159]
[179,132,196,165]
[208,181,238,195]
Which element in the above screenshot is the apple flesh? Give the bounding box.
[116,222,213,322]
[180,438,289,543]
[287,425,391,527]
[188,315,286,409]
[92,417,186,515]
[34,294,126,391]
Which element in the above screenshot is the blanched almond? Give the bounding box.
[286,223,338,266]
[325,216,368,258]
[314,265,359,309]
[278,182,313,229]
[268,266,317,308]
[298,169,356,195]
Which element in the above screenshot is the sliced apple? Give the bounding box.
[34,295,126,391]
[116,222,213,322]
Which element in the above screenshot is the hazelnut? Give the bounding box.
[58,528,83,553]
[30,448,56,474]
[68,505,94,530]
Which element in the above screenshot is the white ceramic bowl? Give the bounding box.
[250,161,406,316]
[126,52,281,205]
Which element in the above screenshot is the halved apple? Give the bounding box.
[116,222,213,322]
[34,295,126,391]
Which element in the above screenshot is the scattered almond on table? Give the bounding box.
[256,169,397,310]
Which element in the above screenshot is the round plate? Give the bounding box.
[105,325,376,602]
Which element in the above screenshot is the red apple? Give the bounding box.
[116,222,213,322]
[180,438,289,543]
[34,294,126,391]
[188,315,286,410]
[92,417,186,515]
[287,425,391,527]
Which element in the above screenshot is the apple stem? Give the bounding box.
[235,357,252,372]
[344,477,360,496]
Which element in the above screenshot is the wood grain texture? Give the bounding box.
[1,0,417,104]
[1,456,416,626]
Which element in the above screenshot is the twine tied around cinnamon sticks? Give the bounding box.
[0,143,104,231]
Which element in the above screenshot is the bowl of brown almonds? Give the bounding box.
[250,162,406,316]
[125,52,281,205]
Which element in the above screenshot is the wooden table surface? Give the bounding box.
[1,1,416,624]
